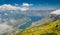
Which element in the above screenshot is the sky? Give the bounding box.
[0,0,60,10]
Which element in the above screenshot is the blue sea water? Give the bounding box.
[19,16,44,29]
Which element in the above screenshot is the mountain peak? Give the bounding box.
[50,9,60,15]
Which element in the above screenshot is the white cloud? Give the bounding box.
[22,3,33,7]
[0,4,29,11]
[0,4,20,11]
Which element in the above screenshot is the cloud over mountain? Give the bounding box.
[50,9,60,15]
[0,4,30,11]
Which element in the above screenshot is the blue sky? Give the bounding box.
[0,0,60,6]
[0,0,60,10]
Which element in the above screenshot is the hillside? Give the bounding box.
[17,20,60,35]
[16,9,60,35]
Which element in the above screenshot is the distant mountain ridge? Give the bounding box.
[31,9,60,26]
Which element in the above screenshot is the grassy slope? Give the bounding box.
[17,20,60,35]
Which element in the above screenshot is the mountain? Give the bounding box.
[0,10,52,35]
[17,9,60,35]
